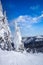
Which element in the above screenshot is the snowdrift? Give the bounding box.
[0,49,43,65]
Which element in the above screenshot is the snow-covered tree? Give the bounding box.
[0,1,13,50]
[14,21,24,51]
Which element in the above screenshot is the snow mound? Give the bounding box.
[0,49,43,65]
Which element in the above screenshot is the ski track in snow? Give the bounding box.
[0,49,43,65]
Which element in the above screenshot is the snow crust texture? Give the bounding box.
[0,49,43,65]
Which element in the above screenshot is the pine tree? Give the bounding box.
[0,1,13,50]
[14,21,24,51]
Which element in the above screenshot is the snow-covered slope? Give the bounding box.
[0,49,43,65]
[22,35,43,44]
[22,36,43,53]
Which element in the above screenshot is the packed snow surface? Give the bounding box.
[0,49,43,65]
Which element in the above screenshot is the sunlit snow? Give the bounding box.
[0,49,43,65]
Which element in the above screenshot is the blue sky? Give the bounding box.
[1,0,43,37]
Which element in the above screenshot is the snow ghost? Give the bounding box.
[14,21,24,51]
[0,1,12,50]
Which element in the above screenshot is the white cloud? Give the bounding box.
[14,13,43,23]
[9,13,43,30]
[9,14,43,37]
[40,14,43,17]
[30,5,39,10]
[41,11,43,14]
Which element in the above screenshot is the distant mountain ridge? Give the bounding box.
[22,35,43,53]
